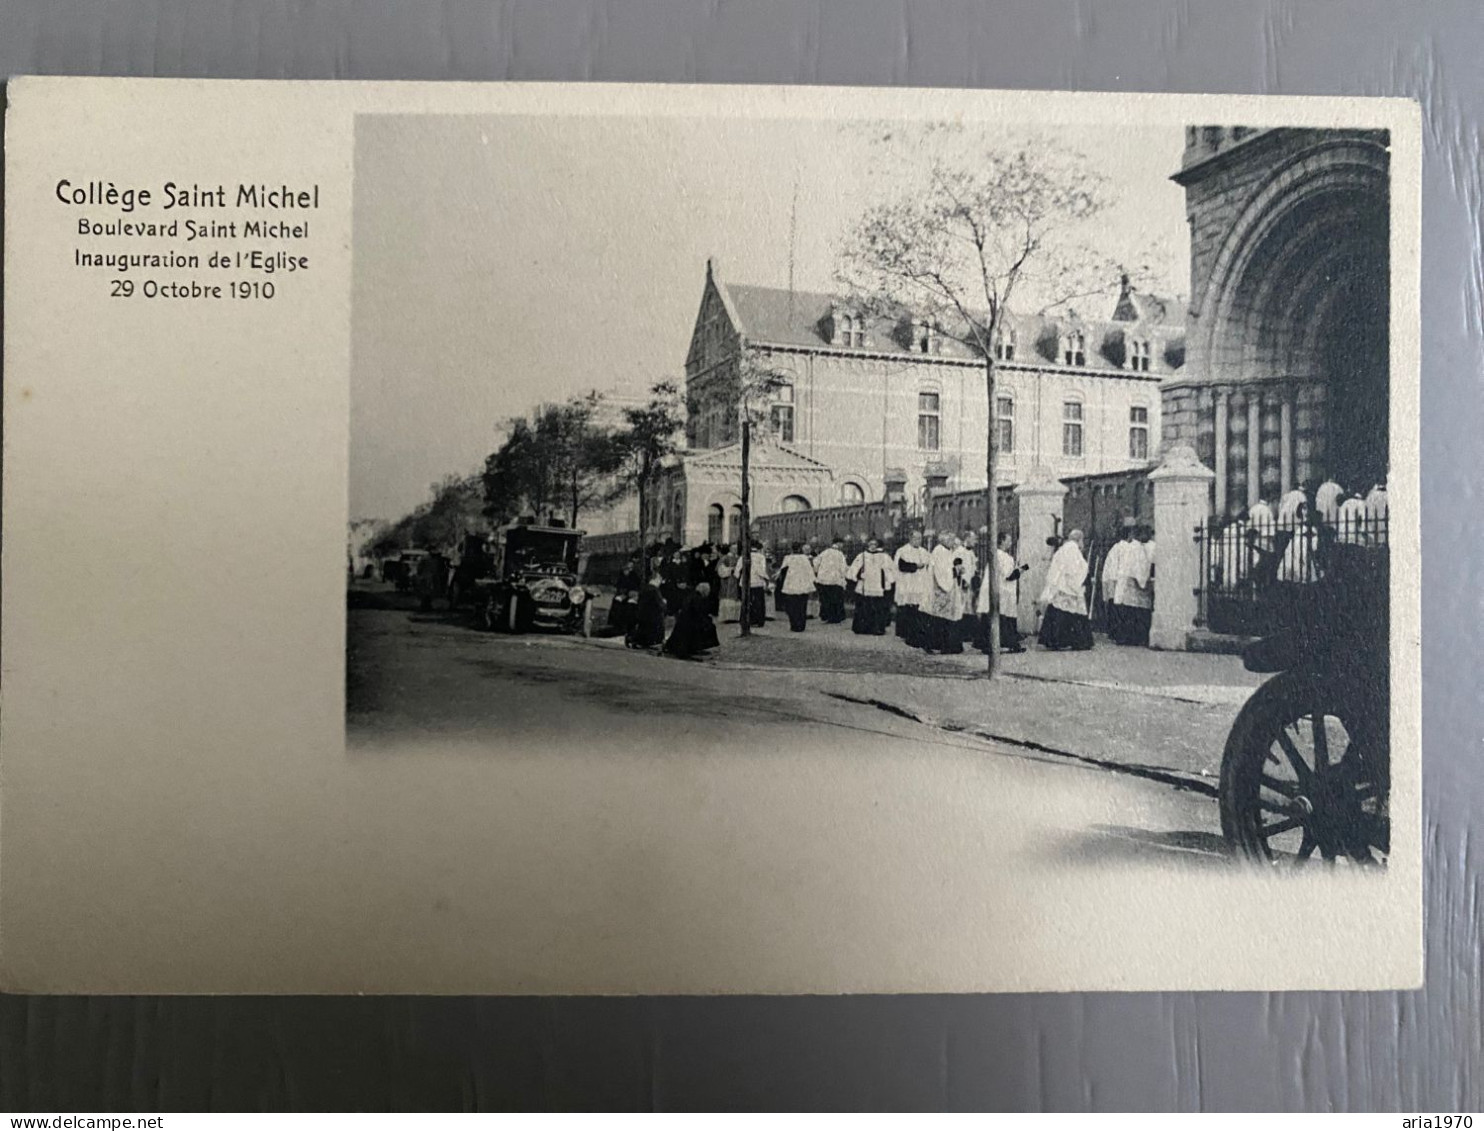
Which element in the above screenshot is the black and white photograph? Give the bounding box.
[1,80,1420,994]
[349,113,1396,874]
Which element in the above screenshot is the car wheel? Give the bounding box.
[580,600,593,638]
[479,596,498,632]
[507,594,524,634]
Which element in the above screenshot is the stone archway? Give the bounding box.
[1195,135,1389,507]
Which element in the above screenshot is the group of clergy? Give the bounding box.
[1214,477,1389,590]
[618,521,1190,659]
[1099,522,1156,647]
[737,528,1031,656]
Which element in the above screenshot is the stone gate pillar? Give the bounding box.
[1149,444,1216,651]
[1013,466,1068,635]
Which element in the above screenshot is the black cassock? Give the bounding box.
[627,585,667,648]
[607,567,640,636]
[664,590,720,659]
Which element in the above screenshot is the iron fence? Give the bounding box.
[1195,512,1389,637]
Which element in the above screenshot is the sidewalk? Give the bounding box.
[588,608,1264,788]
[694,616,1263,706]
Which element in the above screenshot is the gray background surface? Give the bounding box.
[0,0,1478,1112]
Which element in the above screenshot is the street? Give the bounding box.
[336,586,1404,993]
[348,584,1265,871]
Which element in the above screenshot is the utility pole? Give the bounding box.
[739,406,753,637]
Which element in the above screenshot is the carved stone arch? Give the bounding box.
[1197,138,1388,384]
[1235,195,1379,381]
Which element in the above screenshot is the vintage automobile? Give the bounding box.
[382,548,429,592]
[469,520,593,635]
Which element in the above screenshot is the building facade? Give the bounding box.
[1161,126,1390,515]
[652,259,1182,546]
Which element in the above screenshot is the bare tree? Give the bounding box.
[838,135,1145,676]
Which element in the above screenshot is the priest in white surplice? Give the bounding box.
[892,529,932,647]
[1101,522,1138,643]
[847,539,896,636]
[924,529,969,654]
[1113,528,1154,646]
[976,530,1027,654]
[1037,530,1094,651]
[812,538,849,624]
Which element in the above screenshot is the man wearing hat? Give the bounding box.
[847,538,896,635]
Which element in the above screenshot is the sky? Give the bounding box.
[350,113,1189,523]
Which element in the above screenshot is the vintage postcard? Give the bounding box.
[1,79,1421,992]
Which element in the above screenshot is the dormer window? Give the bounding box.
[1127,338,1153,372]
[994,327,1016,361]
[836,312,865,348]
[1062,330,1086,367]
[914,320,940,355]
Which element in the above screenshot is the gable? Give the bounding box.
[684,439,833,474]
[685,271,743,373]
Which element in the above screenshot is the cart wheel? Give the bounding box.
[1219,670,1388,865]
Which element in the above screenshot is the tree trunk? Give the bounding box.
[985,356,999,678]
[739,416,752,638]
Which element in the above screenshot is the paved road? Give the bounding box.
[348,601,1232,871]
[339,600,1310,991]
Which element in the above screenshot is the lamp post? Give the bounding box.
[739,408,753,637]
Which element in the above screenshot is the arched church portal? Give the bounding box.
[1205,143,1389,509]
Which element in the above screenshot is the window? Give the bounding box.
[769,383,795,443]
[1062,400,1084,457]
[995,394,1015,454]
[915,321,939,354]
[995,328,1016,361]
[917,391,941,451]
[1129,405,1150,460]
[1062,331,1086,367]
[707,504,725,545]
[837,313,864,348]
[780,495,812,514]
[1127,338,1152,372]
[727,505,743,545]
[839,481,866,505]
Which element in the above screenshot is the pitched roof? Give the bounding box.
[721,284,851,350]
[1112,289,1180,325]
[717,281,1185,374]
